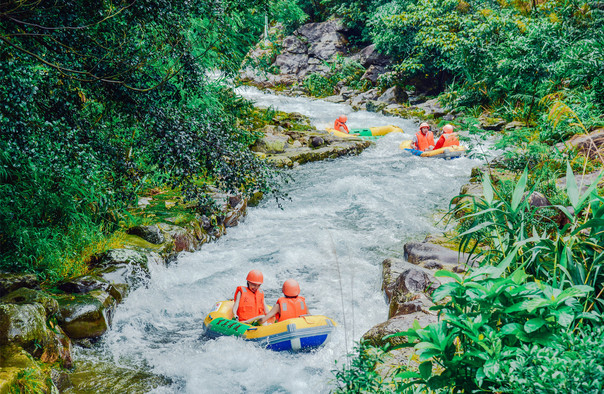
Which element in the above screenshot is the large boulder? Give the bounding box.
[127,225,165,244]
[362,313,438,348]
[360,65,386,85]
[0,273,39,297]
[1,288,59,317]
[281,35,307,54]
[352,44,391,68]
[404,241,473,271]
[251,133,290,154]
[56,275,110,294]
[377,86,408,105]
[562,128,604,159]
[90,249,163,290]
[0,345,38,392]
[0,303,47,348]
[274,53,309,75]
[295,19,348,43]
[55,293,112,339]
[157,223,200,252]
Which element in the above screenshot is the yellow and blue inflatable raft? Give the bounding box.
[203,300,337,352]
[327,125,403,140]
[400,140,467,159]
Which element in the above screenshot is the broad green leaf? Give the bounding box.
[419,361,433,380]
[418,348,441,361]
[396,371,421,380]
[511,168,528,212]
[566,162,579,209]
[510,268,529,284]
[431,282,459,302]
[524,317,547,333]
[550,308,574,327]
[524,298,551,313]
[500,323,523,335]
[483,172,494,204]
[434,270,462,282]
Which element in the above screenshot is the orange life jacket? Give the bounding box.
[234,286,266,321]
[441,132,459,148]
[334,119,349,133]
[414,131,435,151]
[276,296,308,322]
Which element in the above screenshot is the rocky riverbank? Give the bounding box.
[0,109,372,392]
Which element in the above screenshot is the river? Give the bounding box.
[66,87,481,393]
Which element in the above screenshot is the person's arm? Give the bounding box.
[232,292,241,320]
[411,135,418,149]
[433,135,445,150]
[259,303,280,325]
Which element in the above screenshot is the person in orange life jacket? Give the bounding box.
[258,279,309,324]
[334,115,349,133]
[232,270,269,323]
[411,122,435,151]
[433,124,460,150]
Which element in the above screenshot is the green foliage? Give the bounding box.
[302,55,368,97]
[385,266,601,392]
[491,325,604,393]
[455,164,604,313]
[332,341,410,393]
[0,0,281,280]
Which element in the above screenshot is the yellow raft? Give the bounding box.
[327,125,403,139]
[203,300,337,352]
[400,140,467,159]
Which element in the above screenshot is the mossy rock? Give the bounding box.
[1,288,59,317]
[55,294,110,339]
[0,303,47,348]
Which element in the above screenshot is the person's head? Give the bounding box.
[282,279,300,298]
[419,122,430,134]
[338,115,348,123]
[246,270,263,293]
[442,124,454,134]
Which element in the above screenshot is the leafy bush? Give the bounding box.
[386,267,601,392]
[0,0,280,280]
[492,326,604,393]
[332,341,409,393]
[302,56,368,97]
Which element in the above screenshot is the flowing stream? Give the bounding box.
[67,87,481,393]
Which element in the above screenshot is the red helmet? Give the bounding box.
[246,270,263,285]
[443,124,454,133]
[338,115,348,123]
[419,122,430,129]
[282,279,300,297]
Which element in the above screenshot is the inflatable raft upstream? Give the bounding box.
[399,140,467,159]
[203,300,337,352]
[327,125,403,139]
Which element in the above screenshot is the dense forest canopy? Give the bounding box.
[1,0,602,279]
[0,0,278,279]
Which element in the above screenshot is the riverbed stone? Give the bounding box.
[0,303,47,349]
[377,86,408,105]
[39,324,72,368]
[55,293,110,339]
[90,249,160,290]
[127,225,165,244]
[56,275,110,294]
[561,128,604,159]
[0,344,37,392]
[404,241,473,269]
[362,313,438,348]
[351,43,391,68]
[0,273,40,297]
[1,287,59,317]
[224,197,247,228]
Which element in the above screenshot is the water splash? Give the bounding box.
[69,90,481,393]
